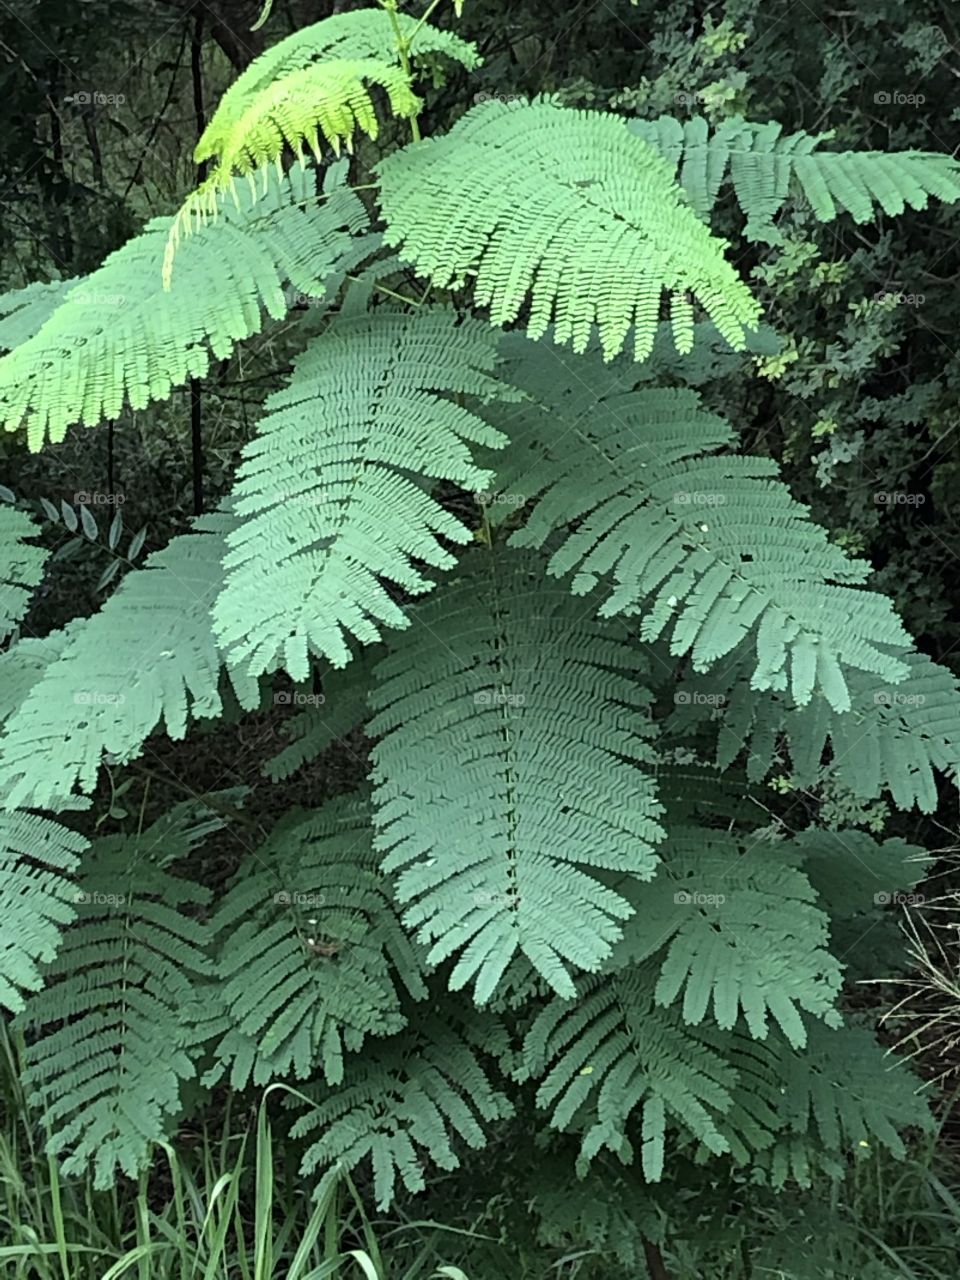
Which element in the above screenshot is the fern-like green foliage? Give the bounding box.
[633,317,782,386]
[0,511,258,811]
[0,634,67,726]
[0,504,47,641]
[2,30,951,1225]
[0,808,87,1013]
[376,98,762,362]
[789,657,960,812]
[620,827,842,1047]
[0,279,76,353]
[16,807,220,1186]
[795,829,929,915]
[263,651,377,781]
[520,964,738,1179]
[168,62,417,272]
[485,337,912,710]
[166,8,479,272]
[530,1159,664,1270]
[794,829,929,982]
[369,550,665,1003]
[675,646,960,811]
[0,165,370,449]
[522,969,930,1186]
[213,307,515,679]
[630,115,960,242]
[748,1205,915,1280]
[208,58,417,171]
[736,1023,934,1187]
[638,757,931,984]
[289,1010,512,1209]
[205,792,426,1089]
[195,8,478,171]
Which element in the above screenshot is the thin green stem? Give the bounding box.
[129,766,262,832]
[407,0,449,48]
[345,274,423,307]
[381,0,422,141]
[136,774,150,838]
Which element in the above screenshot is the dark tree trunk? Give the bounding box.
[152,0,369,68]
[46,65,74,267]
[643,1238,673,1280]
[190,11,207,517]
[152,0,269,69]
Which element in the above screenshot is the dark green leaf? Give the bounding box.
[52,537,82,563]
[96,560,122,592]
[79,505,98,541]
[127,527,147,561]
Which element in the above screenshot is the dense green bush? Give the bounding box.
[2,2,960,1274]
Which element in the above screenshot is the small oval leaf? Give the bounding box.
[52,537,83,562]
[60,501,78,533]
[128,527,147,561]
[0,485,15,504]
[96,559,122,591]
[40,498,60,523]
[79,504,98,541]
[108,510,123,551]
